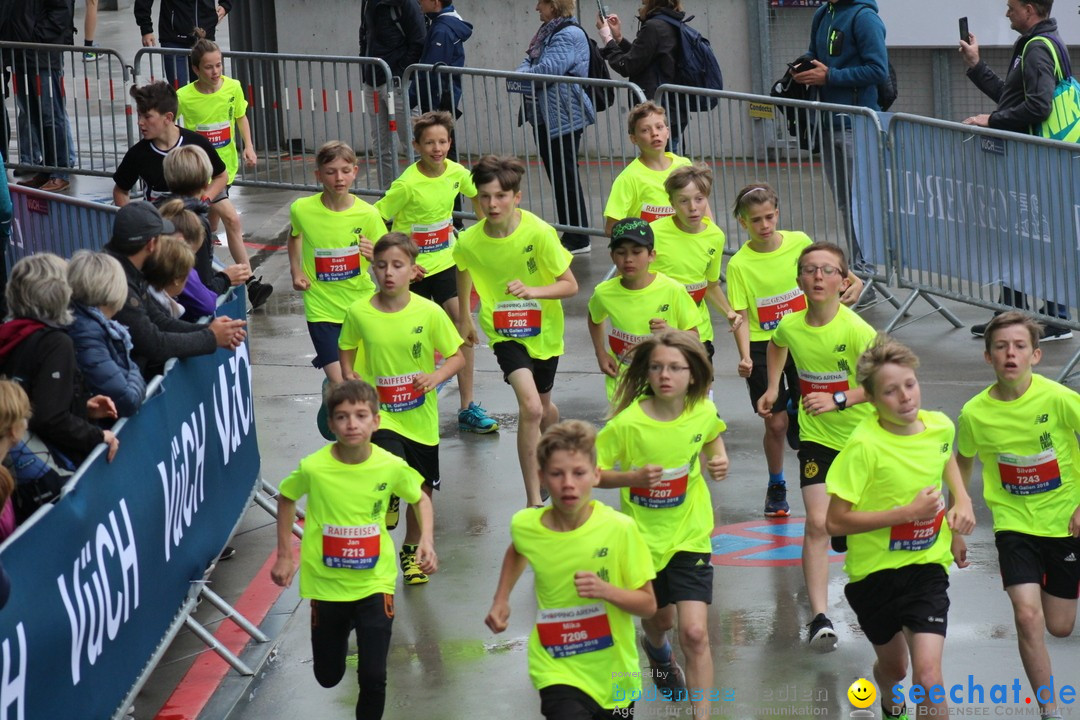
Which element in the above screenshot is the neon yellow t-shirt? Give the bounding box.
[603,154,691,222]
[596,398,726,570]
[958,374,1080,537]
[649,216,726,343]
[290,193,387,323]
[771,305,876,449]
[512,501,655,709]
[338,293,464,446]
[279,444,424,600]
[587,272,700,401]
[374,160,477,277]
[727,231,813,342]
[453,210,572,360]
[826,411,956,583]
[176,77,248,183]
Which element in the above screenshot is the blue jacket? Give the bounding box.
[66,302,146,418]
[808,0,888,111]
[0,155,10,244]
[411,5,473,113]
[516,22,596,137]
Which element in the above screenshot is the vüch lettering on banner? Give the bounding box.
[214,342,253,466]
[56,500,139,686]
[159,405,207,563]
[0,623,26,720]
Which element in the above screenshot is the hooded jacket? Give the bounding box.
[0,0,74,71]
[808,0,889,111]
[134,0,231,47]
[411,5,473,113]
[600,8,683,101]
[966,17,1064,134]
[0,319,104,465]
[67,302,147,418]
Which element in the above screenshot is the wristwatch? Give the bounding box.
[832,390,847,411]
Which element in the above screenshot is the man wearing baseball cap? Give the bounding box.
[106,201,247,379]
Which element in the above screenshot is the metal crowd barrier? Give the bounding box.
[7,184,117,265]
[885,113,1080,380]
[132,47,399,197]
[403,63,646,239]
[0,41,135,178]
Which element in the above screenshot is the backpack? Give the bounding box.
[1022,35,1080,143]
[652,13,724,112]
[811,5,897,112]
[770,59,820,152]
[553,22,616,113]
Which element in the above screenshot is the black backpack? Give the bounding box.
[770,59,820,152]
[652,13,723,111]
[809,4,897,112]
[553,22,616,113]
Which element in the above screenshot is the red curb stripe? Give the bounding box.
[243,241,287,252]
[153,536,301,720]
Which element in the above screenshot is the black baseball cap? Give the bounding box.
[109,201,176,251]
[608,217,654,249]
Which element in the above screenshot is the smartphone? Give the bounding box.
[596,0,609,20]
[959,17,969,43]
[789,57,815,74]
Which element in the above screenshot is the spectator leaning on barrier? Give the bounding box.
[959,0,1072,341]
[106,201,247,380]
[516,0,596,255]
[792,0,887,280]
[66,251,148,419]
[0,254,119,466]
[596,0,689,152]
[135,0,231,87]
[3,0,76,193]
[359,0,427,190]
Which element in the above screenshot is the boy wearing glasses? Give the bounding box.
[757,242,875,651]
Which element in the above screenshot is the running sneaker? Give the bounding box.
[458,401,499,433]
[806,613,837,651]
[399,544,428,585]
[1040,324,1073,342]
[316,378,334,441]
[246,276,274,310]
[386,494,400,531]
[640,637,686,694]
[764,482,790,517]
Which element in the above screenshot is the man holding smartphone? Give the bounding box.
[791,0,889,287]
[959,0,1072,341]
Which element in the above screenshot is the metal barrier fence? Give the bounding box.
[0,41,134,179]
[403,63,647,239]
[132,47,399,198]
[884,113,1080,380]
[7,184,117,265]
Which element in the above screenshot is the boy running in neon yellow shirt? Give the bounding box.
[757,242,873,649]
[454,155,578,507]
[271,380,437,720]
[587,217,699,402]
[289,141,387,387]
[956,311,1080,720]
[485,420,656,720]
[602,101,691,235]
[728,183,862,519]
[826,337,975,720]
[374,111,497,435]
[650,164,740,364]
[339,233,465,586]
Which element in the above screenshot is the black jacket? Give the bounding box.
[107,248,217,380]
[0,322,104,465]
[967,18,1064,134]
[359,0,427,81]
[134,0,232,46]
[0,0,74,71]
[600,8,682,100]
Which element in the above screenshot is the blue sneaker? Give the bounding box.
[764,482,790,518]
[458,402,499,434]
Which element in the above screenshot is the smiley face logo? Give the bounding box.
[847,678,876,709]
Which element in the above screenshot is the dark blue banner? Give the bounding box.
[0,291,260,720]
